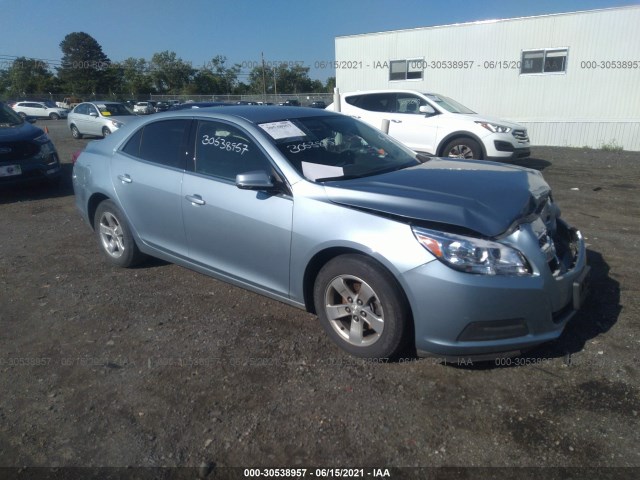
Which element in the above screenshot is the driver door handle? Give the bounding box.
[391,119,402,123]
[117,174,132,184]
[185,194,206,206]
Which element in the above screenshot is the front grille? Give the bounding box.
[0,141,39,161]
[512,129,529,143]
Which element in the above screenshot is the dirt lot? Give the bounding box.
[1,119,639,475]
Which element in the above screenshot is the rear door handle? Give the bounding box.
[117,174,132,184]
[185,194,206,206]
[391,119,402,123]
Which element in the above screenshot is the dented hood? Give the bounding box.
[323,158,550,237]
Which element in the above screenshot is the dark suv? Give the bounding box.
[0,102,61,186]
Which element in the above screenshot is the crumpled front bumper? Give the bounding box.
[402,219,589,359]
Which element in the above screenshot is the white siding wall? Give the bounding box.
[335,7,640,151]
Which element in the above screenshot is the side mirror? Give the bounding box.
[89,111,98,117]
[27,117,37,124]
[236,171,276,191]
[419,105,436,116]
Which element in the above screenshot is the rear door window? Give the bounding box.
[121,120,191,170]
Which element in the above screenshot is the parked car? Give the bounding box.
[122,100,137,110]
[0,102,61,186]
[154,101,170,112]
[279,99,301,106]
[133,101,155,115]
[67,101,134,138]
[309,100,327,109]
[327,90,531,160]
[56,97,83,109]
[12,101,69,120]
[72,106,588,360]
[167,101,229,110]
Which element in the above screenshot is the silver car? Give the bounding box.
[67,101,134,138]
[72,107,589,360]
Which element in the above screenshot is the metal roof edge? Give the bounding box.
[335,5,640,40]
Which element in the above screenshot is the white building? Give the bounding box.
[335,6,640,151]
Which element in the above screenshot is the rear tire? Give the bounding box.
[313,254,411,359]
[94,200,146,268]
[442,137,482,160]
[70,125,83,139]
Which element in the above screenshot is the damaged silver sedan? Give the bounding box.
[73,106,589,359]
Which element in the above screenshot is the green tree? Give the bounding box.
[4,57,55,97]
[325,76,336,92]
[57,32,111,95]
[248,64,316,94]
[0,68,9,100]
[149,51,194,94]
[118,57,154,97]
[188,56,240,95]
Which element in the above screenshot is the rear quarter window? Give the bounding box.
[121,120,190,169]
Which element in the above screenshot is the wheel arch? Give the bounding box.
[436,131,487,159]
[302,246,413,321]
[87,193,111,231]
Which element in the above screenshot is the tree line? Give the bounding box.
[0,32,336,100]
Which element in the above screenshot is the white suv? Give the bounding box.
[12,101,69,120]
[327,90,530,160]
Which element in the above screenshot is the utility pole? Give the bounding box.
[273,67,277,99]
[261,52,267,103]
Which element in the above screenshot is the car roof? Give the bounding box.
[164,105,338,124]
[342,89,438,96]
[84,101,123,105]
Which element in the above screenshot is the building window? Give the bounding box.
[389,59,424,81]
[521,48,568,75]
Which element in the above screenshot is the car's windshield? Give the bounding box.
[0,103,24,127]
[425,94,476,114]
[97,103,133,116]
[260,115,421,181]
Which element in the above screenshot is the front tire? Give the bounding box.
[314,254,411,359]
[94,200,145,268]
[49,113,60,120]
[102,127,111,137]
[442,137,482,160]
[70,124,83,139]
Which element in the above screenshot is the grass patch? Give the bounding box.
[600,139,624,152]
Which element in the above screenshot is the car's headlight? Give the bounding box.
[412,227,531,275]
[110,120,123,128]
[476,121,512,134]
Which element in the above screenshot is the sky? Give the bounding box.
[1,0,637,83]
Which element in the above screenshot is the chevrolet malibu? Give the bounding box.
[72,106,589,359]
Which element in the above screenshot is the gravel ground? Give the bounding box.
[1,119,639,475]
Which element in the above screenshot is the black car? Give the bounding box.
[309,100,327,109]
[280,99,301,106]
[154,101,170,112]
[0,102,61,186]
